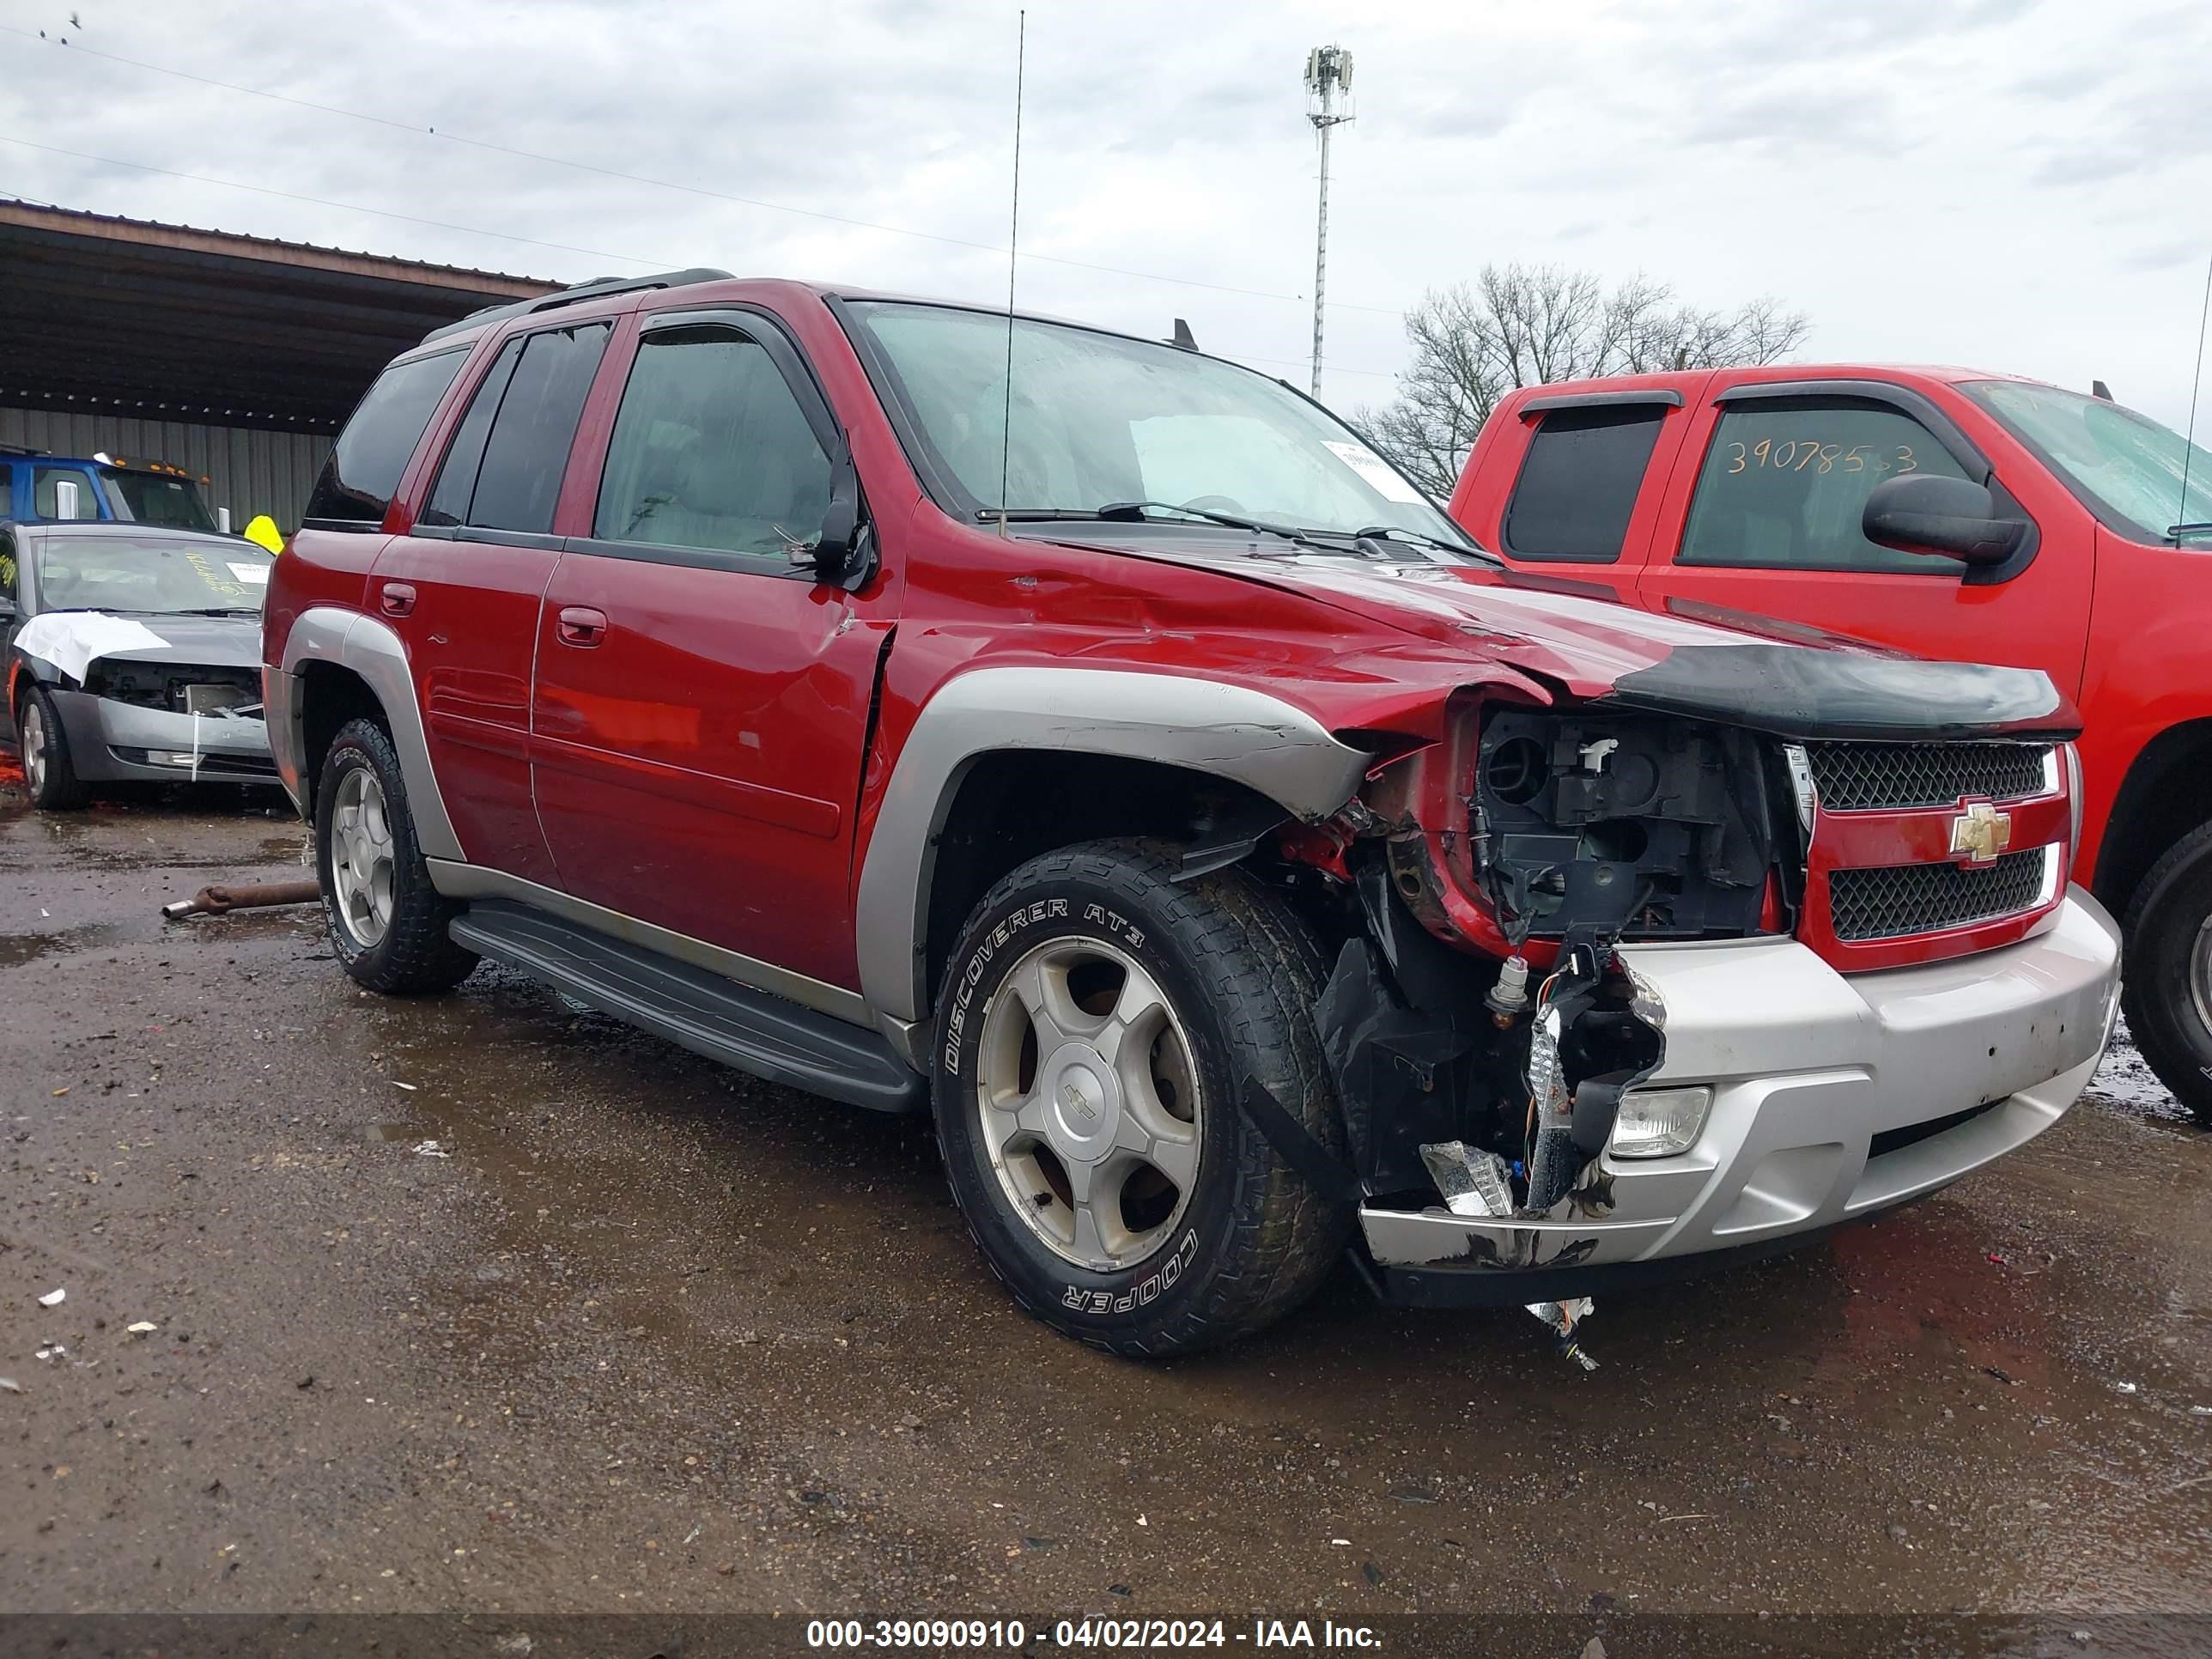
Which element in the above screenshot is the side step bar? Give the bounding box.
[448,900,927,1114]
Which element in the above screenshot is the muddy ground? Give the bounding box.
[1,782,2209,1625]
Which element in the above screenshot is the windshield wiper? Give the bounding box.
[1093,500,1314,540]
[170,606,262,617]
[2169,521,2212,539]
[1351,524,1503,566]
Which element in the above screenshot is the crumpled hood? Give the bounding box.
[1031,535,2077,742]
[14,610,262,685]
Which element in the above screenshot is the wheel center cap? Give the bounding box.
[1042,1044,1120,1158]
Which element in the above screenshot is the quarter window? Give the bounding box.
[592,326,832,559]
[1679,403,1969,573]
[1503,406,1666,562]
[303,348,468,528]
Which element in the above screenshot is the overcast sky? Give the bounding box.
[5,0,2211,428]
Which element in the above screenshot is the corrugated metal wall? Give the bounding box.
[0,406,328,534]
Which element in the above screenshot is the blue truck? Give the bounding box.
[0,445,222,532]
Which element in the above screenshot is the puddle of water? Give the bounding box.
[364,1122,428,1143]
[0,922,125,968]
[2084,1020,2194,1127]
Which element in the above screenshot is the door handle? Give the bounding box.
[556,605,608,647]
[379,581,416,617]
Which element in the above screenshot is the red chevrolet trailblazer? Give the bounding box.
[263,272,2118,1355]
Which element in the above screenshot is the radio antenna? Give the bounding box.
[2178,247,2212,540]
[997,9,1026,539]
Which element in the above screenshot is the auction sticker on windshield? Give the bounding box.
[1323,439,1425,503]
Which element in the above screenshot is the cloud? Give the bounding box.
[3,0,2211,426]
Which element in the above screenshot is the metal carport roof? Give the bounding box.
[0,201,558,434]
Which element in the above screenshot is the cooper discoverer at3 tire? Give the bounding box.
[931,839,1352,1357]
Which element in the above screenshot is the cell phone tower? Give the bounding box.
[1304,44,1354,398]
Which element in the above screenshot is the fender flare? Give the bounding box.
[853,665,1369,1027]
[277,605,464,862]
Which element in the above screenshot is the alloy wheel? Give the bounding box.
[329,765,397,948]
[973,935,1202,1272]
[21,702,46,798]
[2191,914,2212,1043]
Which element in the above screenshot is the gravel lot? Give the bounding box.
[2,778,2209,1626]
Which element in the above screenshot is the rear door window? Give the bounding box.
[1502,406,1667,562]
[422,337,527,528]
[1677,402,1968,573]
[441,323,611,535]
[303,348,469,529]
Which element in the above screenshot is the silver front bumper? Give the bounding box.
[1360,889,2122,1279]
[50,689,276,785]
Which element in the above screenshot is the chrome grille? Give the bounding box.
[1807,742,2051,811]
[1829,850,2047,942]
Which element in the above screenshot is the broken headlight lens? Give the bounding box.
[1607,1084,1711,1158]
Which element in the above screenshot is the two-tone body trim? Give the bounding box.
[270,605,465,862]
[854,666,1371,1030]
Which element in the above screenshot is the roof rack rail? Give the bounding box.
[422,267,735,344]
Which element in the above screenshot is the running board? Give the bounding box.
[448,900,927,1114]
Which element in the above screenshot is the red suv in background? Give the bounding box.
[1451,366,2212,1120]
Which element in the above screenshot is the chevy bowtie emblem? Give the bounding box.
[1949,800,2012,866]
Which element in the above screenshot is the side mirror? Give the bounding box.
[52,477,82,521]
[0,594,15,620]
[794,442,878,593]
[1862,473,2027,566]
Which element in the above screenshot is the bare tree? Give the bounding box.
[1358,264,1810,498]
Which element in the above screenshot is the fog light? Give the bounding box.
[1609,1085,1712,1158]
[147,751,200,768]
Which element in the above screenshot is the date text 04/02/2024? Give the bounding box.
[804,1619,1383,1649]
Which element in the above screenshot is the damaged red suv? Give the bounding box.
[264,270,2119,1355]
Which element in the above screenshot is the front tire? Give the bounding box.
[19,686,88,810]
[314,718,477,994]
[2121,820,2212,1124]
[932,840,1352,1357]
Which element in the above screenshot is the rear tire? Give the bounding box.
[932,839,1352,1357]
[19,686,88,811]
[2121,820,2212,1124]
[314,717,477,994]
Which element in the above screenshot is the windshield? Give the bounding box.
[33,534,272,613]
[1965,380,2212,543]
[100,467,219,532]
[842,301,1473,547]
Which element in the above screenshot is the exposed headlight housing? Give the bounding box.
[1608,1084,1712,1158]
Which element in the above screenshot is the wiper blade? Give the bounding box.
[1352,524,1503,566]
[2169,521,2212,538]
[1093,500,1313,541]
